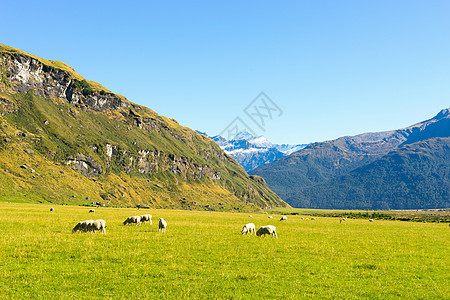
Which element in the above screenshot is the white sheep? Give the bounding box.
[159,218,167,232]
[369,219,374,222]
[280,216,287,221]
[123,216,141,226]
[50,207,54,212]
[311,218,316,220]
[256,225,278,238]
[241,223,256,235]
[72,220,95,233]
[140,214,152,225]
[87,219,106,234]
[268,216,273,219]
[89,209,95,213]
[249,215,253,218]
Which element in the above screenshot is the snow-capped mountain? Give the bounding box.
[197,130,307,172]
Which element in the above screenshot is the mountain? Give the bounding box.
[0,44,288,210]
[197,131,307,172]
[250,109,450,210]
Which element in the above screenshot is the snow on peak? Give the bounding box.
[195,129,308,171]
[249,136,273,148]
[232,131,255,141]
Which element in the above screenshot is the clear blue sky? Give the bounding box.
[2,1,449,144]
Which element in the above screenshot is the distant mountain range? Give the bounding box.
[197,131,307,172]
[250,109,450,210]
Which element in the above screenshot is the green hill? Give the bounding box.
[0,44,288,210]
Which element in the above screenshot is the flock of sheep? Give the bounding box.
[64,206,380,237]
[68,207,285,237]
[70,211,168,234]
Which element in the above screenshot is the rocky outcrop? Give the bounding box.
[66,154,102,177]
[0,52,128,111]
[1,53,70,99]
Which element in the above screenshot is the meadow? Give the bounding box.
[0,202,448,299]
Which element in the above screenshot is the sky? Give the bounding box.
[2,1,449,144]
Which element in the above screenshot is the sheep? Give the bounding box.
[140,214,152,225]
[249,215,253,218]
[311,218,316,220]
[268,216,273,219]
[256,225,277,238]
[123,216,141,226]
[241,223,256,235]
[89,209,95,213]
[72,221,85,233]
[50,207,54,212]
[87,219,106,234]
[369,219,374,222]
[280,216,287,221]
[159,218,167,232]
[72,220,95,233]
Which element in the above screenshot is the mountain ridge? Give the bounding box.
[250,108,450,209]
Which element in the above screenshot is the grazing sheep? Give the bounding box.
[50,207,54,212]
[159,218,167,232]
[72,220,95,233]
[369,219,374,222]
[123,216,141,226]
[140,214,152,225]
[280,216,287,221]
[268,216,273,219]
[87,219,106,234]
[311,218,316,220]
[249,215,253,218]
[256,225,277,238]
[72,221,85,233]
[89,209,95,213]
[241,223,256,235]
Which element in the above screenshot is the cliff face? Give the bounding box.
[1,51,128,111]
[0,44,287,210]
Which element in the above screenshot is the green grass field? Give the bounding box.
[0,203,448,299]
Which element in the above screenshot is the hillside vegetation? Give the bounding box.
[0,44,287,210]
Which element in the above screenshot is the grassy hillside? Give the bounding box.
[0,44,287,210]
[0,202,448,299]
